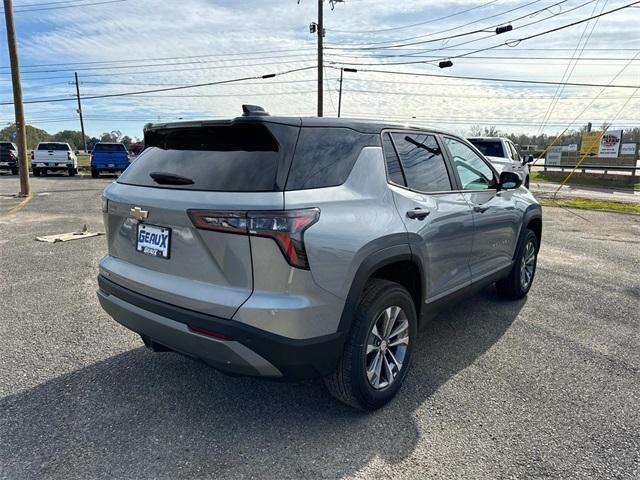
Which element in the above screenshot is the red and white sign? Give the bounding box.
[598,130,623,158]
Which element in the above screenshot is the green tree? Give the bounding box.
[100,130,122,143]
[0,123,51,149]
[120,135,132,148]
[51,130,90,151]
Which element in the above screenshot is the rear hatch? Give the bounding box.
[92,143,129,168]
[101,119,300,318]
[34,143,70,165]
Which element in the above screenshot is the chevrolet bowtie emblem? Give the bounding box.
[130,207,148,221]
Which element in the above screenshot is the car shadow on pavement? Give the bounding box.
[0,287,525,479]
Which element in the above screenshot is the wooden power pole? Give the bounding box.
[74,72,88,153]
[3,0,30,196]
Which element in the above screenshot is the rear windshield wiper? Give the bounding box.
[149,171,194,185]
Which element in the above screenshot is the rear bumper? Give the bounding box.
[32,162,74,170]
[92,163,128,171]
[97,275,345,380]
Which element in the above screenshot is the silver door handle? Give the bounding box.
[407,208,430,220]
[473,205,489,213]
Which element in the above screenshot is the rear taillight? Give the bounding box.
[188,325,233,340]
[30,151,34,160]
[90,154,94,162]
[67,151,71,160]
[188,208,320,269]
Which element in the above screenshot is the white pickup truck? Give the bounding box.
[467,136,534,188]
[31,142,78,177]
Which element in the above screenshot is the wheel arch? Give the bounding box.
[338,244,424,336]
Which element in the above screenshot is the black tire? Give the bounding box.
[496,229,538,299]
[324,279,417,410]
[91,168,99,178]
[68,168,77,177]
[33,168,41,177]
[11,167,18,175]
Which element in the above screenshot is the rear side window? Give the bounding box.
[382,133,405,185]
[118,123,299,192]
[94,143,127,152]
[390,133,451,193]
[285,127,379,191]
[38,143,70,151]
[468,140,503,157]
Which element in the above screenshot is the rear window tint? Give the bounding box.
[38,143,70,151]
[0,143,16,153]
[468,140,503,157]
[285,127,379,191]
[94,143,127,152]
[117,123,298,192]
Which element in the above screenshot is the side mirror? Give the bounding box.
[523,154,534,164]
[499,171,522,191]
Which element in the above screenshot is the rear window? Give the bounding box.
[118,123,298,192]
[94,143,127,152]
[285,127,379,190]
[467,140,503,157]
[38,143,70,151]
[0,143,15,153]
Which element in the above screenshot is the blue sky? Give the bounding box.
[1,0,639,139]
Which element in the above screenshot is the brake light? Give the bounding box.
[188,208,320,269]
[67,151,71,160]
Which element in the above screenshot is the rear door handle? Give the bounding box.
[406,208,430,220]
[473,205,490,213]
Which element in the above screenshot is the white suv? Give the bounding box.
[467,137,533,188]
[31,142,78,177]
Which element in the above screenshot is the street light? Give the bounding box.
[338,67,357,118]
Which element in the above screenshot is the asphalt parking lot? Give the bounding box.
[0,175,638,480]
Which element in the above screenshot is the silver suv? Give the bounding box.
[98,106,542,410]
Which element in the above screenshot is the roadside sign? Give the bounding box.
[620,143,637,156]
[598,130,623,158]
[546,146,562,165]
[580,131,602,156]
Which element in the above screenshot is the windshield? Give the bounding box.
[468,140,503,158]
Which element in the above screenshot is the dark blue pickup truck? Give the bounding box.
[91,142,130,178]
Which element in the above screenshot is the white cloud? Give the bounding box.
[1,0,638,137]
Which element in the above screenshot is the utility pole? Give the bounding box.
[3,0,30,197]
[337,67,357,118]
[74,72,88,153]
[317,0,323,117]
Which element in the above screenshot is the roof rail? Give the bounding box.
[242,104,270,117]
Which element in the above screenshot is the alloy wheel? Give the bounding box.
[520,240,536,290]
[366,306,410,390]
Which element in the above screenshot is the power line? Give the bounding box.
[327,1,640,66]
[1,0,128,13]
[326,66,640,89]
[326,0,500,34]
[537,0,607,133]
[0,66,316,105]
[326,0,555,47]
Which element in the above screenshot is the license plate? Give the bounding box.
[108,164,115,168]
[136,223,171,259]
[0,162,8,166]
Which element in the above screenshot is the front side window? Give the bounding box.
[444,137,496,191]
[390,133,451,192]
